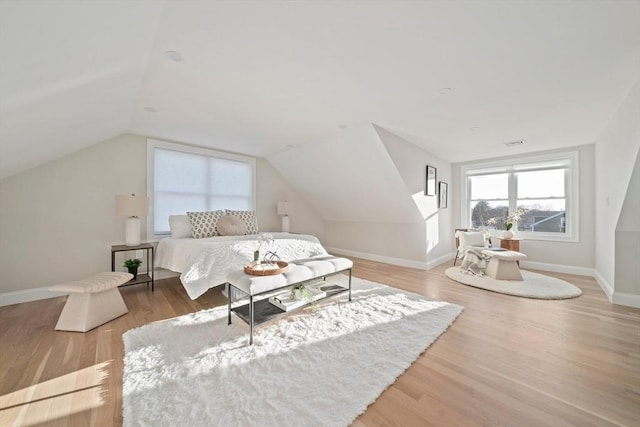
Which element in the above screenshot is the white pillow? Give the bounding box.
[216,214,248,236]
[169,215,192,238]
[225,209,259,234]
[458,231,486,249]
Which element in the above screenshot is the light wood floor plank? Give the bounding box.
[0,259,638,426]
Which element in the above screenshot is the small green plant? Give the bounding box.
[123,258,142,269]
[290,284,318,311]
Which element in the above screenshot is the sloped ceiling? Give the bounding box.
[0,1,164,178]
[1,1,639,179]
[268,124,423,223]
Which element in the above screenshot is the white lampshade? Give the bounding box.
[277,201,290,216]
[115,194,148,218]
[116,194,148,246]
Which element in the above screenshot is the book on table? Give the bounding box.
[315,283,347,294]
[269,284,327,311]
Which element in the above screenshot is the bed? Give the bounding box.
[155,232,329,299]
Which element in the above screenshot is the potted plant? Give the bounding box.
[290,284,318,311]
[123,258,142,279]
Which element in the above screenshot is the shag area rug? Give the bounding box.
[123,276,463,427]
[445,267,582,299]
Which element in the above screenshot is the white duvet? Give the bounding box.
[156,233,328,299]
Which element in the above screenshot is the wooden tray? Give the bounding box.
[244,261,288,276]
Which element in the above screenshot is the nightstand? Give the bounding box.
[111,243,154,291]
[498,238,521,252]
[497,238,523,265]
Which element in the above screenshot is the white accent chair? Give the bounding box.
[49,272,132,332]
[454,229,491,266]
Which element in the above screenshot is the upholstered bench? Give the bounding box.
[481,250,527,281]
[227,255,353,344]
[49,272,132,332]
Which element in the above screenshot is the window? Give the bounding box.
[462,151,579,241]
[147,139,256,237]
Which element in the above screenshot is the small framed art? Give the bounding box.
[438,181,448,208]
[425,165,437,196]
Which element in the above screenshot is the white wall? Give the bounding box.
[595,77,640,303]
[0,133,323,303]
[268,124,421,224]
[614,152,639,295]
[255,157,325,238]
[268,123,452,267]
[452,144,596,272]
[0,134,146,296]
[374,125,452,266]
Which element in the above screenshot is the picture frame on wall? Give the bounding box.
[438,181,448,208]
[425,165,437,196]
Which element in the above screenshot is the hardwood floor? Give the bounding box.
[1,259,639,426]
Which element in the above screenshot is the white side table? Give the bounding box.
[482,250,527,281]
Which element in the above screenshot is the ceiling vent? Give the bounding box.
[504,140,526,147]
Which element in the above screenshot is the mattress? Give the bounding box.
[155,233,329,299]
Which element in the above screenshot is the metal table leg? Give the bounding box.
[249,295,254,345]
[227,283,232,325]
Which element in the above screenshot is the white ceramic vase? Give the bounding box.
[502,230,514,240]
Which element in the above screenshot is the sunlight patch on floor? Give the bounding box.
[0,361,110,426]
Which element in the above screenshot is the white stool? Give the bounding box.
[49,272,132,332]
[482,250,527,281]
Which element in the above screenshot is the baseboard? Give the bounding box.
[0,269,180,307]
[593,270,614,302]
[522,264,639,308]
[592,270,640,308]
[519,260,595,277]
[426,252,457,270]
[154,268,180,280]
[612,292,640,308]
[5,261,637,308]
[325,247,429,270]
[324,249,602,275]
[0,287,66,307]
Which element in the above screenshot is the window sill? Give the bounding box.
[487,230,578,243]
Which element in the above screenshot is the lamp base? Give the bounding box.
[125,217,141,246]
[282,215,290,233]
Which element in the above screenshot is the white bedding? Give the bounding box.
[156,233,328,299]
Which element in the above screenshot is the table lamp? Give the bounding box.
[115,194,149,246]
[277,201,290,232]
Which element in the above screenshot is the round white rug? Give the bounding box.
[445,267,582,299]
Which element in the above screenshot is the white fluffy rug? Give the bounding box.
[445,267,582,299]
[122,276,463,427]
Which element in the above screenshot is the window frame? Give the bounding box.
[146,139,256,240]
[461,151,579,242]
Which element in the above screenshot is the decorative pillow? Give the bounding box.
[225,209,259,234]
[216,214,248,236]
[187,210,224,239]
[168,214,192,238]
[458,231,487,249]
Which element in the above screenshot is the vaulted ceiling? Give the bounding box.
[1,1,639,179]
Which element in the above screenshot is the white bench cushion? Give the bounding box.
[227,270,287,296]
[291,255,354,273]
[228,256,353,296]
[294,260,334,277]
[49,272,133,293]
[282,264,314,283]
[482,250,527,261]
